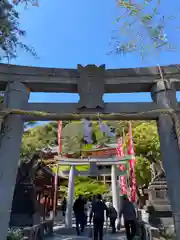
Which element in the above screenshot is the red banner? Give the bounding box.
[116,137,127,195]
[58,121,63,154]
[127,122,137,202]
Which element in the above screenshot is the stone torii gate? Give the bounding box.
[0,63,180,239]
[56,156,131,228]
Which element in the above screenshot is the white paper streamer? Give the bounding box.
[82,118,93,143]
[98,119,115,137]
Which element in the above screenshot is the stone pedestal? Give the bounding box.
[146,179,173,228]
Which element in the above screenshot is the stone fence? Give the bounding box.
[21,219,53,240]
[138,221,160,240]
[137,210,160,240]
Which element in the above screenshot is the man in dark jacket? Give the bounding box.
[73,195,85,235]
[119,195,137,240]
[108,203,117,233]
[90,194,108,240]
[61,197,67,217]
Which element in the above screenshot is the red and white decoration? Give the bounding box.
[58,121,63,154]
[116,137,127,195]
[127,122,137,202]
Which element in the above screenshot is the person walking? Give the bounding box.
[92,195,96,205]
[61,197,67,217]
[90,194,108,240]
[84,198,88,226]
[108,202,117,234]
[73,195,86,235]
[87,196,93,223]
[119,195,137,240]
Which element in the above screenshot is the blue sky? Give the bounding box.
[9,0,180,106]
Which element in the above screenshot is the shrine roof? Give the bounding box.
[99,143,118,148]
[39,143,118,156]
[41,146,59,154]
[82,143,117,152]
[35,162,67,179]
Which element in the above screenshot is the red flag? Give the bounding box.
[58,121,63,154]
[127,122,137,202]
[116,137,127,195]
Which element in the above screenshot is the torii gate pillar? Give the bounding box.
[111,165,119,214]
[65,165,75,228]
[151,80,180,239]
[0,81,29,240]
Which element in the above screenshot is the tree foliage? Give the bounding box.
[12,0,39,6]
[24,121,37,129]
[1,0,177,60]
[0,0,36,61]
[62,121,123,154]
[133,121,160,162]
[59,176,109,199]
[74,177,109,198]
[21,120,160,187]
[132,121,160,186]
[113,0,177,58]
[21,121,69,159]
[21,122,58,159]
[135,155,151,187]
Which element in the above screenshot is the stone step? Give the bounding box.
[149,204,172,211]
[149,180,167,185]
[147,200,170,205]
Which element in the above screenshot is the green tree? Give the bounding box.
[133,121,160,162]
[0,0,36,61]
[109,120,143,136]
[59,176,109,199]
[24,121,37,129]
[62,121,118,153]
[12,0,38,5]
[20,122,57,159]
[20,120,161,188]
[20,121,69,159]
[132,121,160,187]
[113,1,176,58]
[74,177,109,198]
[135,155,151,187]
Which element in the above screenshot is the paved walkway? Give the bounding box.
[48,214,127,240]
[47,232,126,240]
[47,225,126,240]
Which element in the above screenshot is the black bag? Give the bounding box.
[109,206,117,219]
